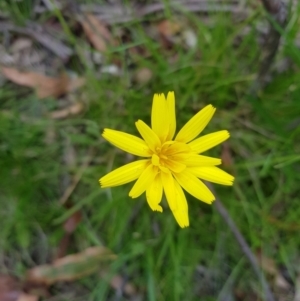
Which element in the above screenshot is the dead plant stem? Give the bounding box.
[207,183,276,301]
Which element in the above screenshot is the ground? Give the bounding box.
[0,1,300,301]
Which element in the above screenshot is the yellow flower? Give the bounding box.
[99,92,234,228]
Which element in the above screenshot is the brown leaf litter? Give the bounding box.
[0,66,85,98]
[80,14,115,53]
[0,275,38,301]
[26,247,117,285]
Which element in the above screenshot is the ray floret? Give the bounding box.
[99,92,234,228]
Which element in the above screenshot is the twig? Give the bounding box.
[0,21,73,61]
[206,183,276,301]
[80,1,248,25]
[250,0,287,94]
[27,24,73,62]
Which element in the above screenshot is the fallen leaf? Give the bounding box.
[158,20,181,40]
[80,14,113,52]
[50,102,84,119]
[63,211,82,234]
[55,211,83,259]
[134,68,153,84]
[67,78,86,93]
[221,142,234,168]
[258,253,290,290]
[0,274,21,301]
[157,20,182,50]
[0,66,85,98]
[26,247,117,285]
[17,293,38,301]
[11,38,32,53]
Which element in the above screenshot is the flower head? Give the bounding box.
[99,92,234,228]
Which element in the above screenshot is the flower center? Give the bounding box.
[151,141,188,173]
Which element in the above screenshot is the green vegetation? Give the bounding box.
[0,1,300,300]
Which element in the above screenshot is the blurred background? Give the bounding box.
[0,0,300,300]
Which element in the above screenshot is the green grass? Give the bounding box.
[1,1,300,300]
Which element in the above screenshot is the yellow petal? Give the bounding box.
[188,130,230,153]
[146,174,163,212]
[161,171,177,211]
[151,154,160,166]
[102,129,152,157]
[163,141,191,155]
[184,155,221,166]
[188,166,234,186]
[175,104,216,143]
[129,164,158,198]
[164,159,186,173]
[166,91,176,140]
[174,170,215,204]
[100,160,149,188]
[169,152,191,163]
[135,119,161,153]
[174,180,188,211]
[172,181,189,228]
[151,93,169,142]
